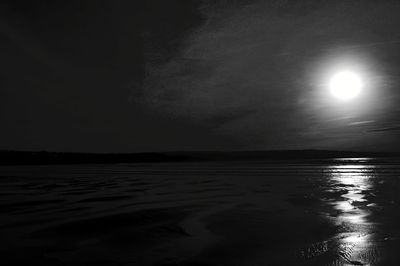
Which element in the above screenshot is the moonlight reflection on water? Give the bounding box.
[327,163,376,265]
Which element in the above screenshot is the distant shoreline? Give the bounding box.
[1,150,400,166]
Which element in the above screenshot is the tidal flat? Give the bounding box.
[1,158,400,265]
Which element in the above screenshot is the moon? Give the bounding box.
[329,71,362,100]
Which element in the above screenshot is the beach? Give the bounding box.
[1,158,400,265]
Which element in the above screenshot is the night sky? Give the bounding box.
[2,0,400,152]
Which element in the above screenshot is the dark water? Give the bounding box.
[1,158,400,265]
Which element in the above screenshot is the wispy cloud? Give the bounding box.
[348,120,375,126]
[138,0,400,150]
[367,126,400,133]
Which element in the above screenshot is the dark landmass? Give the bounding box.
[0,150,187,165]
[1,150,400,165]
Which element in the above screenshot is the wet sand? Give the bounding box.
[1,158,400,265]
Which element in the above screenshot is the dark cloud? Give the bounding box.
[367,126,400,133]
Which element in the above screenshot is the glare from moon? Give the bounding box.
[329,71,362,100]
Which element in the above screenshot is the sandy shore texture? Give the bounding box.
[1,158,400,265]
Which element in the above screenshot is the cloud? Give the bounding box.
[136,0,400,150]
[367,126,400,133]
[348,120,375,126]
[139,1,305,120]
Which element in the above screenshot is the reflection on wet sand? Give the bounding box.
[327,163,375,265]
[1,159,400,265]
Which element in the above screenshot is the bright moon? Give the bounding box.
[329,71,362,100]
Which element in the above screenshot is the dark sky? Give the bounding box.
[2,0,400,152]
